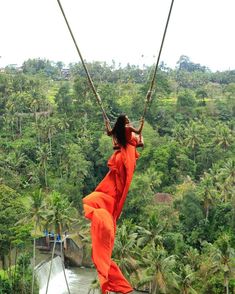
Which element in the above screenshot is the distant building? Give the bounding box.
[61,68,70,79]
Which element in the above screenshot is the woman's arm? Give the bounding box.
[105,120,112,136]
[128,118,144,134]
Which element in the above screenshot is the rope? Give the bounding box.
[60,239,71,293]
[45,236,56,294]
[56,0,110,123]
[57,0,175,132]
[142,0,175,119]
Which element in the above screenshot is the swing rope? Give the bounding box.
[45,236,71,294]
[142,0,175,120]
[56,0,110,123]
[45,236,57,294]
[56,0,175,134]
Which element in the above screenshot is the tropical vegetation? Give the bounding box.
[0,55,235,293]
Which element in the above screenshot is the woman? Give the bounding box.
[83,114,144,294]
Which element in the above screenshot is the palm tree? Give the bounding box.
[45,191,77,294]
[208,165,219,186]
[216,181,233,203]
[66,143,91,185]
[184,248,200,272]
[184,121,202,162]
[5,150,27,173]
[198,242,223,292]
[6,96,26,136]
[30,98,40,120]
[136,214,163,248]
[30,97,44,146]
[139,244,178,293]
[19,189,47,294]
[213,234,235,294]
[177,264,198,294]
[36,144,51,187]
[113,220,139,281]
[214,159,235,202]
[3,109,16,139]
[214,125,233,150]
[57,144,69,179]
[29,189,46,294]
[198,172,217,219]
[220,159,235,187]
[57,116,70,140]
[47,191,77,236]
[41,118,57,154]
[145,168,162,194]
[172,123,185,144]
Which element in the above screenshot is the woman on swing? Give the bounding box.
[83,114,144,294]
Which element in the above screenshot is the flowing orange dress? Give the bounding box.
[83,127,139,294]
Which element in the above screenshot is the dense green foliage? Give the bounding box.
[0,56,235,293]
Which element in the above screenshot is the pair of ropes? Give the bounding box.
[39,2,175,293]
[56,0,175,146]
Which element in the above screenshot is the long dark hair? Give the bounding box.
[112,114,127,147]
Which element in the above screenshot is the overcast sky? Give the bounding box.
[0,0,235,71]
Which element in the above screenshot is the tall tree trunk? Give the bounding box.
[19,116,22,135]
[11,121,15,140]
[44,161,47,187]
[225,277,229,294]
[205,204,209,220]
[8,243,12,279]
[35,113,40,147]
[59,155,63,179]
[49,130,52,154]
[13,248,18,288]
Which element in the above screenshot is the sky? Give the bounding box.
[0,0,235,71]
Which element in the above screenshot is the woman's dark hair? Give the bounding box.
[112,114,127,147]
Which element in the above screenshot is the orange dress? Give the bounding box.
[83,127,139,294]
